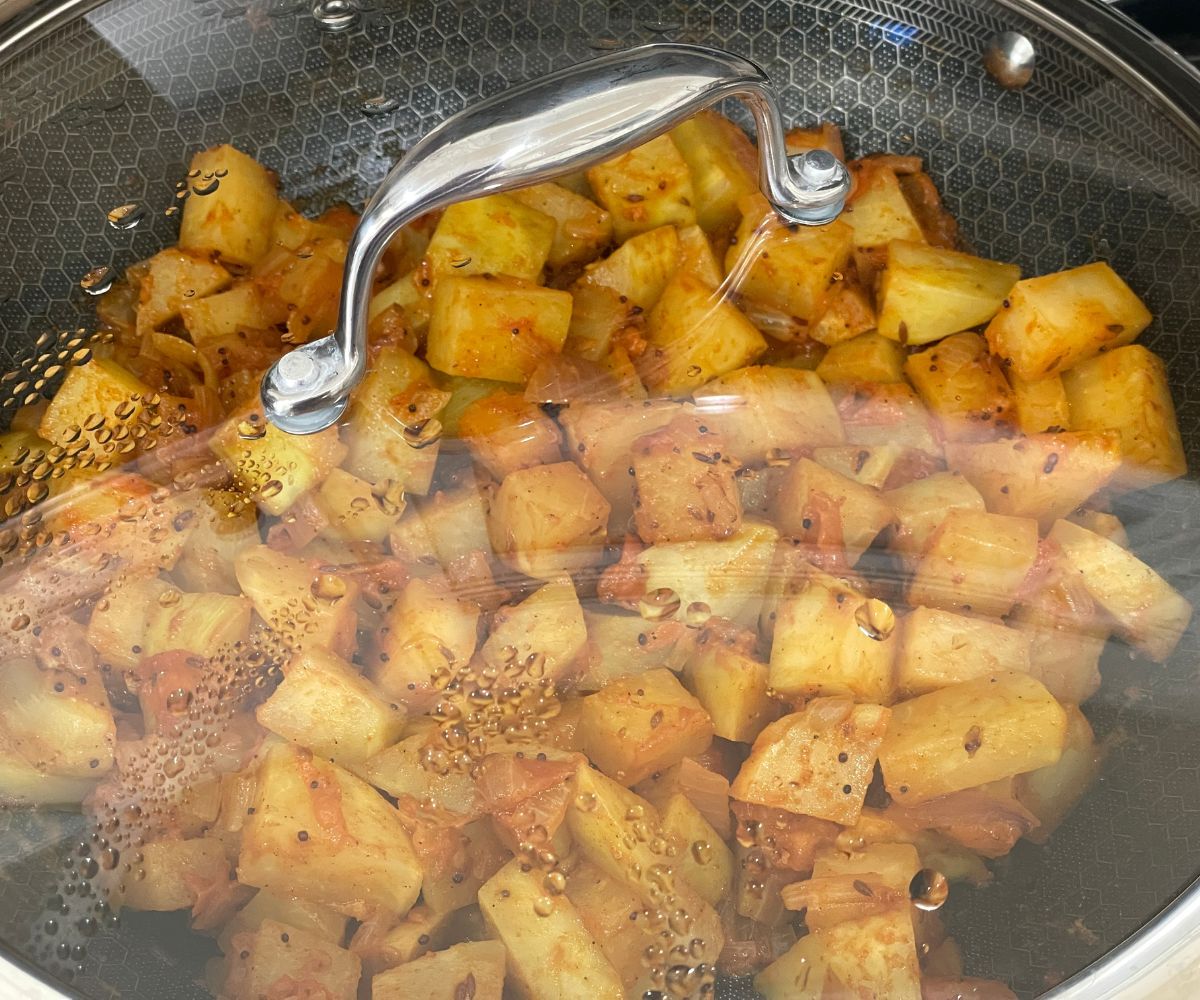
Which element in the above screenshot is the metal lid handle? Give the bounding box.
[261,42,852,434]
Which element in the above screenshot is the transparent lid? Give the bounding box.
[0,2,1199,999]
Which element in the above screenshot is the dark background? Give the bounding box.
[1120,0,1200,62]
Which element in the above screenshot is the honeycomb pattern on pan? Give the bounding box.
[0,0,1200,997]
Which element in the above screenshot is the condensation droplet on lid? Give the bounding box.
[683,601,711,628]
[360,95,399,116]
[588,36,621,50]
[532,896,554,917]
[402,417,442,449]
[191,177,220,197]
[237,418,267,440]
[910,868,949,911]
[312,0,359,31]
[106,203,145,231]
[638,587,681,622]
[855,598,895,641]
[79,266,114,296]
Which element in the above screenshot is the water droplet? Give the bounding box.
[855,598,895,641]
[910,868,949,911]
[589,36,621,50]
[543,870,567,895]
[684,601,711,628]
[575,792,597,813]
[638,588,681,622]
[80,266,114,296]
[10,614,30,631]
[690,840,712,866]
[686,364,703,378]
[311,573,347,602]
[163,755,185,778]
[360,95,399,116]
[257,479,284,500]
[106,203,145,231]
[312,0,358,31]
[403,418,442,450]
[237,418,266,440]
[532,896,554,917]
[191,177,220,197]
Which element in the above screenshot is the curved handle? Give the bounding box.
[262,42,852,434]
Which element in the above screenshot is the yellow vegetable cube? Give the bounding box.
[1015,705,1102,844]
[587,134,697,241]
[945,432,1121,528]
[372,940,506,1000]
[1048,518,1192,662]
[488,462,610,579]
[510,181,613,271]
[219,919,361,1000]
[1062,344,1187,489]
[457,388,563,480]
[576,224,680,311]
[427,275,573,383]
[985,261,1152,380]
[180,281,281,344]
[358,734,476,817]
[884,472,985,559]
[896,607,1032,697]
[878,672,1067,805]
[1005,369,1070,435]
[692,366,844,464]
[657,791,735,906]
[771,457,892,564]
[256,647,405,766]
[0,734,98,806]
[768,570,897,705]
[642,272,767,394]
[412,485,493,568]
[368,576,479,703]
[478,859,624,1000]
[816,332,906,384]
[565,862,654,990]
[812,444,907,490]
[313,468,404,544]
[669,110,760,233]
[842,161,925,249]
[904,332,1015,441]
[683,637,779,743]
[877,241,1019,345]
[906,509,1039,617]
[480,577,588,683]
[238,743,422,919]
[725,193,854,324]
[579,668,715,785]
[217,889,347,955]
[179,144,280,267]
[137,248,232,336]
[835,381,941,456]
[122,836,230,912]
[731,698,890,826]
[38,357,152,452]
[424,193,555,284]
[809,280,878,346]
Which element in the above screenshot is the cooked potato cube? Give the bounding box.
[877,241,1019,345]
[809,279,878,346]
[368,577,479,704]
[577,612,692,691]
[427,276,572,383]
[488,462,610,579]
[235,546,360,658]
[768,571,896,704]
[38,357,153,453]
[634,519,780,629]
[906,510,1039,617]
[220,919,361,1000]
[479,859,624,1000]
[1006,369,1070,435]
[480,577,588,683]
[1015,705,1101,844]
[258,237,347,345]
[577,224,680,311]
[812,444,907,490]
[358,733,476,816]
[816,332,906,384]
[731,698,889,826]
[642,272,767,393]
[835,381,941,456]
[811,841,921,890]
[122,836,230,911]
[985,261,1151,380]
[210,404,346,516]
[683,637,779,743]
[1062,344,1187,489]
[372,940,505,1000]
[1048,518,1192,662]
[658,791,735,905]
[631,415,741,543]
[755,907,921,1000]
[414,486,493,569]
[343,345,448,495]
[511,181,612,271]
[559,398,682,527]
[137,249,232,336]
[238,743,422,919]
[945,432,1121,528]
[1068,509,1129,548]
[0,657,113,778]
[884,472,985,559]
[218,889,347,955]
[692,366,844,464]
[587,134,697,241]
[726,193,854,324]
[0,734,98,806]
[313,468,404,544]
[842,161,925,249]
[904,332,1014,441]
[179,144,280,267]
[424,193,555,284]
[565,862,654,990]
[669,110,759,233]
[677,222,724,287]
[896,608,1032,697]
[878,672,1067,805]
[771,457,892,564]
[181,281,281,345]
[256,648,404,766]
[579,668,715,785]
[458,388,563,480]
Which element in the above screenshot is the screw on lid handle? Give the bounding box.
[261,41,853,435]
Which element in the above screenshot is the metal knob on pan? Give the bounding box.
[259,41,852,435]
